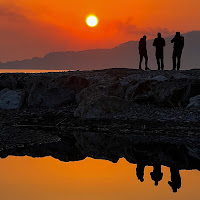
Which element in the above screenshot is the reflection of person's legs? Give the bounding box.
[155,165,162,173]
[136,163,145,182]
[168,167,181,193]
[161,58,164,70]
[139,55,143,69]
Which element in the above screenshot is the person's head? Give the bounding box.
[157,32,161,38]
[143,35,147,40]
[176,32,181,37]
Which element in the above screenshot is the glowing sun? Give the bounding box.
[86,15,98,27]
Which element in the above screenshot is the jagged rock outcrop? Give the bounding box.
[0,68,200,118]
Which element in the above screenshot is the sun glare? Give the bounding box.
[86,15,98,27]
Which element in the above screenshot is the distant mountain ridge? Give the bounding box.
[0,31,200,70]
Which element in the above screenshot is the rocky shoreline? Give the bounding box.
[1,68,200,150]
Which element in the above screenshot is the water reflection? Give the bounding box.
[0,131,200,195]
[136,163,180,192]
[0,156,199,200]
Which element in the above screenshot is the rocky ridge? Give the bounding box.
[1,68,200,149]
[1,68,200,119]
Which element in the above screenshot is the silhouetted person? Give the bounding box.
[171,32,184,70]
[153,33,166,70]
[139,35,150,70]
[136,163,145,182]
[150,165,163,186]
[168,167,181,193]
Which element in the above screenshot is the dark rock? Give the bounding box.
[186,95,200,110]
[74,95,135,118]
[77,81,125,104]
[153,82,189,107]
[57,75,89,91]
[150,75,168,82]
[0,88,24,109]
[28,82,75,108]
[0,74,17,90]
[1,68,200,117]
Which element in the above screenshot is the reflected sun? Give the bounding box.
[86,15,98,27]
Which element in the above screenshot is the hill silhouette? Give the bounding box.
[0,31,199,70]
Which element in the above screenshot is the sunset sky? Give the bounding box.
[0,0,199,61]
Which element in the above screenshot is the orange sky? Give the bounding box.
[0,0,199,61]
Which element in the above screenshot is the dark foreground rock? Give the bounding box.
[1,68,200,150]
[0,68,200,116]
[0,69,200,138]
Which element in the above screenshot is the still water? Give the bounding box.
[0,156,199,200]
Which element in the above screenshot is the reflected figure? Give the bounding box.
[136,163,146,182]
[150,165,163,186]
[153,33,166,70]
[138,35,150,70]
[168,167,182,193]
[171,32,184,70]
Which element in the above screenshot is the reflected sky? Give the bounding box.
[0,156,199,200]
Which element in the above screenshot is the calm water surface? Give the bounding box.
[0,156,199,200]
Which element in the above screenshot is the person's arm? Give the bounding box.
[163,39,166,46]
[139,39,142,50]
[171,37,175,43]
[153,39,156,46]
[181,37,184,49]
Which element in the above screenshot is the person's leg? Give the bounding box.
[139,54,143,69]
[177,57,181,70]
[172,51,176,70]
[177,51,182,70]
[145,55,149,70]
[156,58,160,70]
[161,58,164,70]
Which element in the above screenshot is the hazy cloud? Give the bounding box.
[0,4,28,22]
[107,18,174,38]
